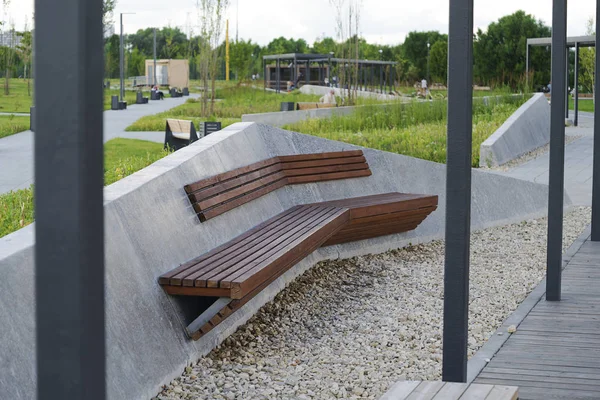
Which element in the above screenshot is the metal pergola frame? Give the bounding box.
[263,53,397,94]
[33,0,600,396]
[526,35,596,127]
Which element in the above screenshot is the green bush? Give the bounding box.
[0,187,35,238]
[0,115,30,139]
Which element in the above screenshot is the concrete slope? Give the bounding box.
[0,122,560,400]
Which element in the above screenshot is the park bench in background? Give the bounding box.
[183,87,190,96]
[136,92,149,104]
[170,88,183,98]
[296,102,336,110]
[159,150,438,339]
[164,119,199,151]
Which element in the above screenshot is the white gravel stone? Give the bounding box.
[156,207,590,400]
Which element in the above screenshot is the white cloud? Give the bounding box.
[4,0,598,45]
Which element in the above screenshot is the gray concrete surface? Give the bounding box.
[0,122,558,400]
[479,93,550,167]
[0,112,30,116]
[493,111,594,206]
[242,104,380,127]
[299,84,402,100]
[0,95,198,194]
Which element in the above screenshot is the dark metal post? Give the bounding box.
[305,61,309,85]
[526,44,530,90]
[380,65,383,93]
[120,13,124,101]
[566,51,570,119]
[153,28,157,86]
[591,1,600,241]
[35,0,105,397]
[546,0,568,301]
[574,42,579,127]
[442,0,473,383]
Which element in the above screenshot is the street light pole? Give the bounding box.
[119,12,135,102]
[427,41,431,84]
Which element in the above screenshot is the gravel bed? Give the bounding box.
[155,207,591,400]
[482,135,583,172]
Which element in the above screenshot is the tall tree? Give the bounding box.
[429,40,447,84]
[16,22,33,95]
[474,10,551,88]
[579,18,595,95]
[103,0,117,35]
[401,31,447,80]
[230,38,254,82]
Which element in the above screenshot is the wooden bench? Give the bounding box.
[164,119,199,151]
[159,150,438,339]
[381,381,518,400]
[296,102,336,110]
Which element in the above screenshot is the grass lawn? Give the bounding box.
[569,97,595,113]
[0,79,33,113]
[284,95,527,167]
[126,86,321,131]
[0,115,30,138]
[0,138,168,238]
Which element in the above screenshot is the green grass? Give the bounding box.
[569,97,595,113]
[0,138,169,238]
[126,86,321,131]
[0,79,33,113]
[0,115,30,138]
[284,95,526,167]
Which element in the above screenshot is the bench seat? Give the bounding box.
[159,151,438,340]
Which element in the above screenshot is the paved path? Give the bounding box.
[475,230,600,399]
[0,95,198,194]
[0,112,30,116]
[494,111,595,206]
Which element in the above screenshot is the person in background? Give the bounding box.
[319,89,337,105]
[547,81,552,94]
[151,85,164,100]
[421,78,428,96]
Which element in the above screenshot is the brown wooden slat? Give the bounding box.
[228,208,350,299]
[278,150,363,162]
[205,206,337,289]
[199,179,288,221]
[286,169,372,184]
[184,157,282,194]
[162,285,231,297]
[174,206,311,286]
[188,163,282,202]
[198,206,328,288]
[158,206,302,285]
[196,171,287,210]
[284,163,369,177]
[342,205,437,226]
[280,156,366,170]
[324,221,422,246]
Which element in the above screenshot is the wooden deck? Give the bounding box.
[475,237,600,399]
[380,381,518,400]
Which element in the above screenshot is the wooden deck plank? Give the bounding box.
[484,386,518,400]
[405,381,445,400]
[457,383,494,399]
[379,381,420,400]
[475,233,600,399]
[431,382,469,399]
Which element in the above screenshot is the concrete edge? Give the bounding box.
[466,222,592,383]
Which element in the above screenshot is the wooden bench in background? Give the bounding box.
[296,102,336,110]
[164,119,199,151]
[159,150,438,339]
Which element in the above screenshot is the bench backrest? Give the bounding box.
[184,150,371,222]
[167,119,192,134]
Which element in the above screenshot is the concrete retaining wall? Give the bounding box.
[299,84,400,101]
[241,105,361,127]
[0,122,562,400]
[479,93,550,167]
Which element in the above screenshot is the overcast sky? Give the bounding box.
[4,1,598,46]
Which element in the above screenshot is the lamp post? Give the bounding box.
[427,41,431,84]
[120,12,136,102]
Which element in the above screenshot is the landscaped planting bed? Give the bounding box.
[284,95,527,167]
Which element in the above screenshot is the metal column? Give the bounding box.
[591,1,600,241]
[120,13,124,101]
[546,0,568,301]
[574,42,579,127]
[442,0,473,383]
[526,44,530,90]
[153,28,157,86]
[35,0,105,397]
[379,65,383,94]
[566,51,570,119]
